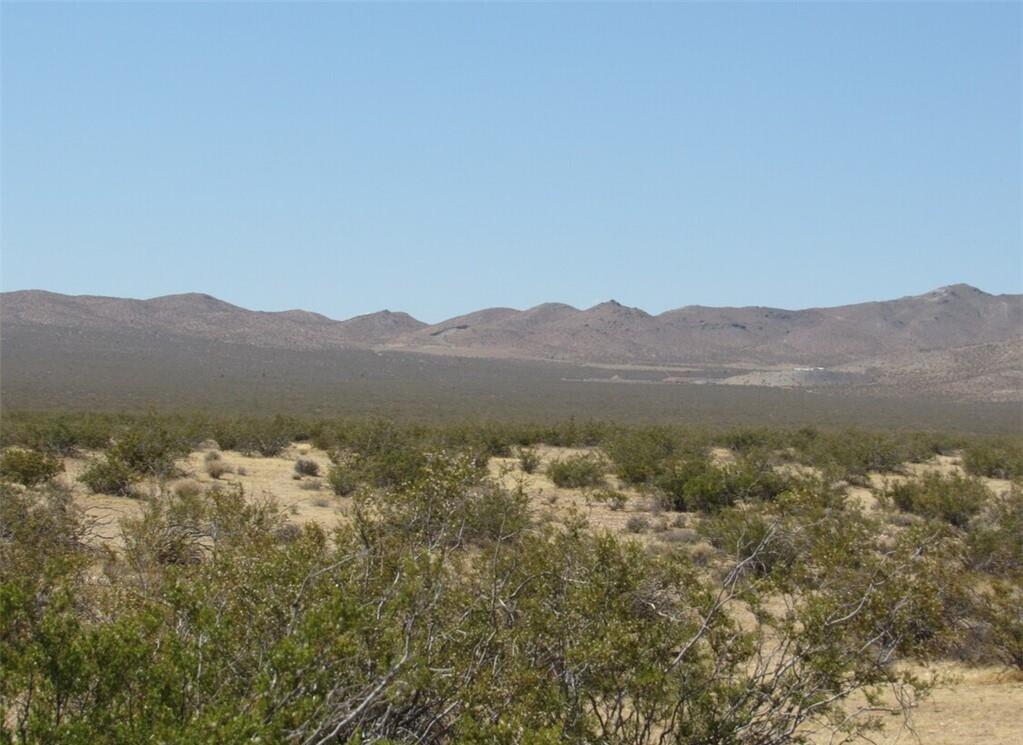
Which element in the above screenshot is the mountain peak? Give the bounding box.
[588,299,651,317]
[926,284,988,298]
[146,292,242,312]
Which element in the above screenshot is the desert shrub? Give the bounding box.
[1,455,970,745]
[77,424,189,495]
[966,487,1023,575]
[716,427,777,454]
[977,580,1023,671]
[171,479,203,499]
[330,420,439,487]
[884,472,989,527]
[326,463,358,497]
[360,446,433,488]
[106,425,189,479]
[354,451,529,548]
[205,459,231,480]
[962,439,1023,480]
[603,427,679,484]
[655,454,792,512]
[1,412,117,455]
[203,450,222,462]
[294,458,320,477]
[233,418,293,457]
[545,453,606,488]
[516,446,541,474]
[592,487,628,510]
[698,505,793,577]
[625,515,649,533]
[79,457,136,496]
[0,448,63,487]
[798,429,916,481]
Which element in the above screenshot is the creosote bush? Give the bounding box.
[326,462,357,497]
[0,448,63,487]
[78,424,190,496]
[0,440,1014,744]
[515,445,541,474]
[966,486,1023,575]
[962,438,1023,480]
[655,453,793,512]
[884,472,989,527]
[78,457,136,496]
[545,453,606,488]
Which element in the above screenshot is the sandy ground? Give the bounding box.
[893,666,1023,745]
[59,445,1022,744]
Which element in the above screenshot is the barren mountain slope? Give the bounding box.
[2,286,1020,400]
[848,336,1023,402]
[396,284,1022,366]
[0,290,419,348]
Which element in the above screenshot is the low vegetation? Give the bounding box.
[545,452,606,488]
[883,472,990,527]
[0,448,62,486]
[1,411,1021,743]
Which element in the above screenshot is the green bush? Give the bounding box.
[979,581,1023,671]
[698,505,786,576]
[655,454,792,512]
[79,457,136,496]
[885,473,990,528]
[0,448,63,487]
[798,430,918,481]
[0,457,971,744]
[545,453,606,488]
[106,426,189,478]
[326,463,358,496]
[516,446,541,474]
[360,446,433,488]
[76,424,190,496]
[966,487,1023,575]
[962,439,1023,480]
[716,427,776,454]
[603,427,679,484]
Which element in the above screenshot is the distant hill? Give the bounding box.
[2,284,1020,402]
[399,284,1022,367]
[0,290,422,349]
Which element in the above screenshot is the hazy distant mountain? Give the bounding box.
[0,290,421,349]
[2,285,1020,400]
[400,285,1022,367]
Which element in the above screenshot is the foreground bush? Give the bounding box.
[2,454,983,744]
[977,580,1023,671]
[967,487,1023,575]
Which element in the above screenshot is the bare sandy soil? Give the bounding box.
[60,445,1021,744]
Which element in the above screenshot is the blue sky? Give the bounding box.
[2,2,1020,322]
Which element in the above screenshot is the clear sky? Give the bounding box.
[2,2,1020,323]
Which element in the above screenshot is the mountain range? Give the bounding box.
[2,284,1021,402]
